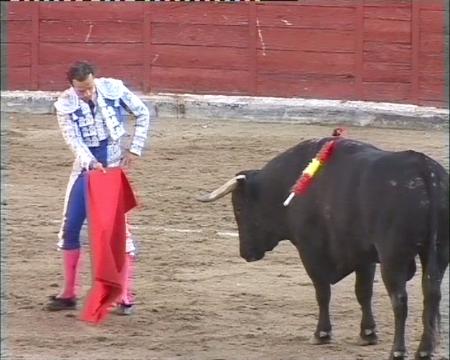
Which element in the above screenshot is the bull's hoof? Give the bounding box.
[390,351,407,360]
[414,351,433,360]
[309,331,332,345]
[358,328,378,346]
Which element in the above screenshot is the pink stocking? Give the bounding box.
[59,249,81,299]
[120,253,135,305]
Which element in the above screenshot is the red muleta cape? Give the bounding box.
[80,167,137,324]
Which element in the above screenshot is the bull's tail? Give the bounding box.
[423,162,439,276]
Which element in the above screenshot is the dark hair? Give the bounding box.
[66,61,95,84]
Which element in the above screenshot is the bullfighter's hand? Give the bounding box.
[120,150,138,168]
[93,162,106,173]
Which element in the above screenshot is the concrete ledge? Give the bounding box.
[1,90,448,130]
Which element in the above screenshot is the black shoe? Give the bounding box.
[115,302,135,316]
[45,295,77,311]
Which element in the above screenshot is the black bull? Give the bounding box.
[197,137,449,360]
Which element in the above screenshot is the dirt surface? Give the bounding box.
[2,113,449,360]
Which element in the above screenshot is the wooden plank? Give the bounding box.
[420,33,445,53]
[143,9,152,93]
[151,66,251,95]
[257,1,357,6]
[359,0,410,7]
[39,3,145,21]
[39,43,144,65]
[362,62,411,83]
[39,21,143,43]
[257,50,354,75]
[97,66,144,92]
[256,5,355,30]
[4,66,31,90]
[257,73,356,99]
[5,21,32,43]
[411,1,420,103]
[419,71,445,84]
[6,2,32,20]
[418,82,445,101]
[417,0,445,11]
[30,2,39,90]
[361,82,411,102]
[149,3,248,25]
[37,64,144,92]
[363,6,411,21]
[363,42,411,63]
[364,18,411,43]
[151,45,250,70]
[7,43,31,67]
[419,53,448,75]
[248,2,257,94]
[355,4,364,99]
[417,99,446,108]
[420,10,445,33]
[152,23,249,48]
[257,28,355,52]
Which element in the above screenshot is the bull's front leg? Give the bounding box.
[355,263,378,346]
[296,244,333,345]
[310,280,332,345]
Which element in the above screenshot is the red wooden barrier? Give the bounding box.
[4,1,447,108]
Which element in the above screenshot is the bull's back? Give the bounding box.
[261,137,447,241]
[321,145,447,262]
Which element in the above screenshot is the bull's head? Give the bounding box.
[197,170,286,262]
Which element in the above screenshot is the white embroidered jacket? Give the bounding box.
[54,78,151,170]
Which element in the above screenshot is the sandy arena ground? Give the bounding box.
[1,113,449,360]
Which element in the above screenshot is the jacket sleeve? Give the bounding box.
[119,85,151,156]
[56,111,97,170]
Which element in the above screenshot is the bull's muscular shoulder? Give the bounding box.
[95,77,125,100]
[54,88,79,114]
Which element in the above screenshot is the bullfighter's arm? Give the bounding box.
[56,111,97,170]
[119,86,151,157]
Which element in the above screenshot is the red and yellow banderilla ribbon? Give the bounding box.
[283,129,345,207]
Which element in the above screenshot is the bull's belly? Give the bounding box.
[329,248,379,284]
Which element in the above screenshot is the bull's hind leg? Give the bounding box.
[355,263,378,346]
[380,261,410,360]
[415,252,448,360]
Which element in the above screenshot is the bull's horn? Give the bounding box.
[197,174,246,202]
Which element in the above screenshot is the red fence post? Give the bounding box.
[355,3,364,100]
[143,4,152,94]
[31,2,39,90]
[248,1,257,96]
[411,1,420,104]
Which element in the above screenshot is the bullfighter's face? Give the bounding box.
[72,73,96,103]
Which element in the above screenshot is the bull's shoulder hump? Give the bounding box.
[336,138,380,151]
